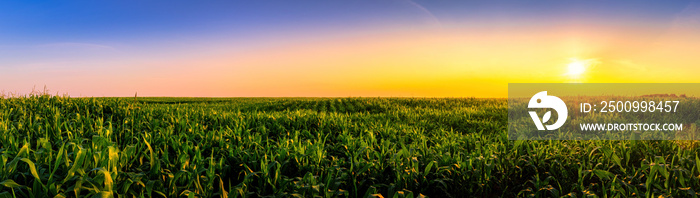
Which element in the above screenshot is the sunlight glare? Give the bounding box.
[567,60,587,77]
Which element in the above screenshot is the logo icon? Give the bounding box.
[528,91,567,130]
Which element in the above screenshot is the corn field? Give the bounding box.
[1,95,700,197]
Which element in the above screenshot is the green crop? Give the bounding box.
[1,95,699,197]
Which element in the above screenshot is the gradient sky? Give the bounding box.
[1,0,699,97]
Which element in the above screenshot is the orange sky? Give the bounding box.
[174,23,700,97]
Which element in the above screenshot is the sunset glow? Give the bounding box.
[1,1,699,97]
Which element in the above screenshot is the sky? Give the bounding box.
[1,0,699,97]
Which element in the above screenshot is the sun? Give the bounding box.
[566,60,587,77]
[563,58,599,82]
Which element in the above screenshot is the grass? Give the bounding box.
[1,95,700,197]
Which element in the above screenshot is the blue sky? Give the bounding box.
[2,1,691,44]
